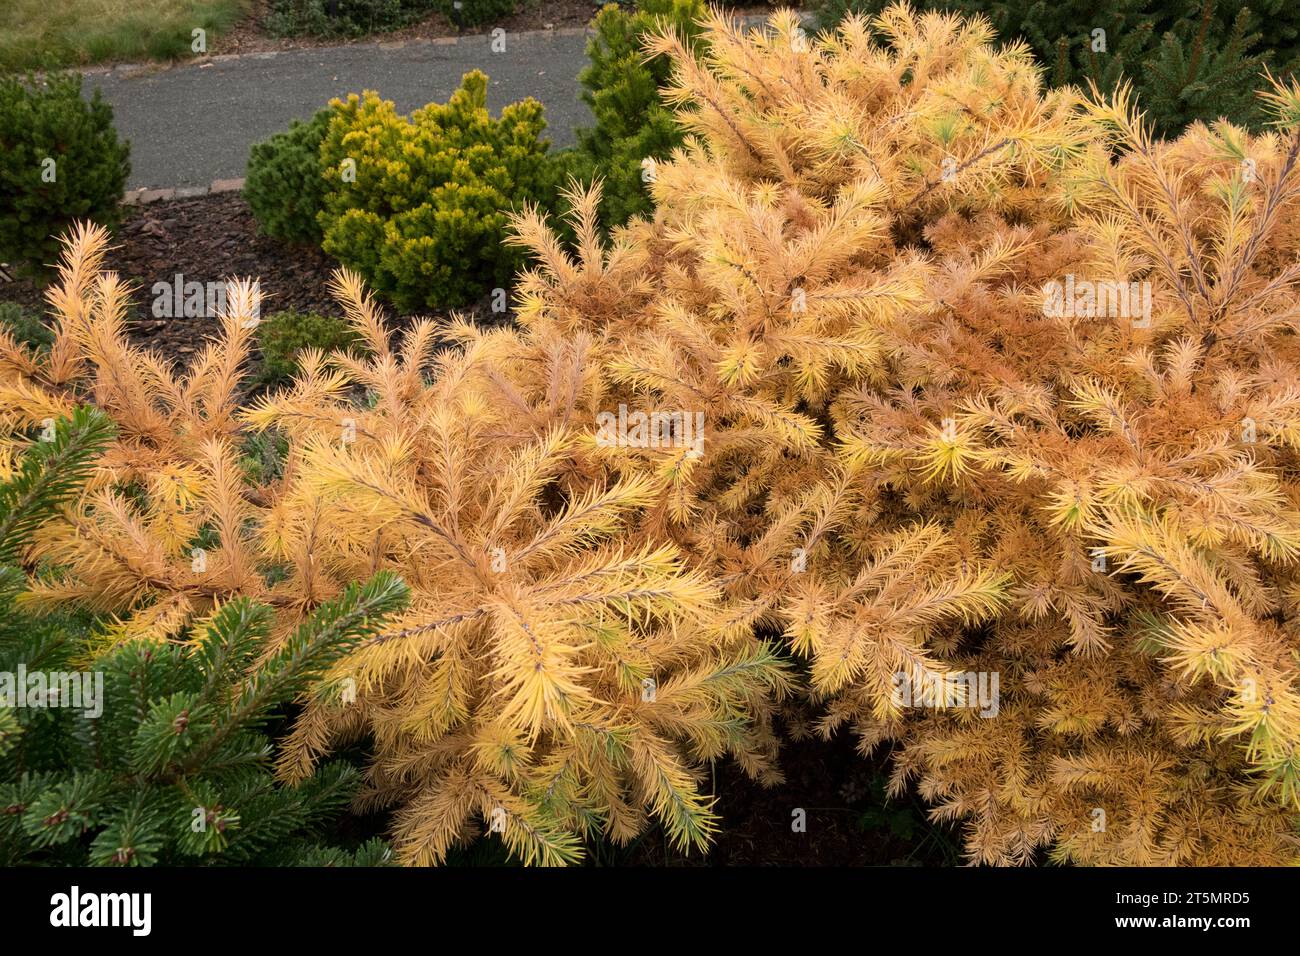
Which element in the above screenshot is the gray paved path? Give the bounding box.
[84,29,596,190]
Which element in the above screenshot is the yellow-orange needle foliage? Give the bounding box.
[6,5,1300,865]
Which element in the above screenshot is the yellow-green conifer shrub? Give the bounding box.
[242,273,794,865]
[317,71,558,310]
[502,6,1300,864]
[0,227,793,866]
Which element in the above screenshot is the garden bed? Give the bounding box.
[0,192,488,380]
[213,0,607,58]
[10,2,790,68]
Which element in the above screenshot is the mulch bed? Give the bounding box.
[0,192,468,379]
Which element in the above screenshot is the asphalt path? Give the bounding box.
[83,29,597,190]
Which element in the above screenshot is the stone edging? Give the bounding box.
[124,178,245,206]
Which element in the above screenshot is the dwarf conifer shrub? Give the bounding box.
[0,74,129,277]
[567,0,709,228]
[0,224,793,866]
[245,108,334,245]
[317,71,556,310]
[499,6,1300,864]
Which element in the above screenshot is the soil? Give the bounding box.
[437,728,961,867]
[622,730,960,867]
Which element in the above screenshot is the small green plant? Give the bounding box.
[0,303,54,352]
[245,108,334,245]
[255,310,362,386]
[0,74,130,277]
[848,771,962,866]
[239,430,289,486]
[318,71,556,309]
